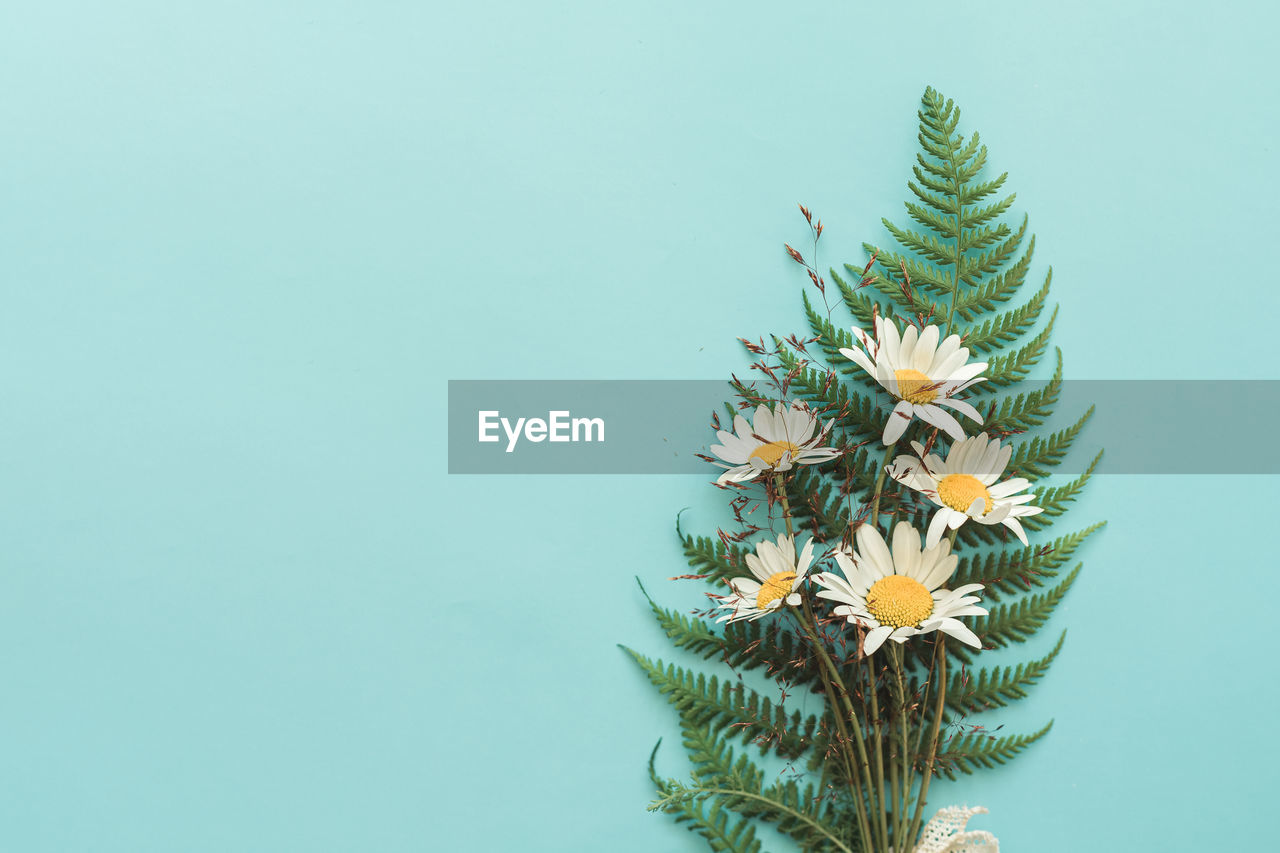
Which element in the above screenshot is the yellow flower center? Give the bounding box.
[749,440,801,467]
[894,368,937,404]
[865,575,934,629]
[937,473,993,515]
[756,571,797,610]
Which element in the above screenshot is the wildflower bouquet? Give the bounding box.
[626,87,1102,853]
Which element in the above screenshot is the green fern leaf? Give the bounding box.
[624,649,818,760]
[946,631,1066,714]
[935,721,1053,779]
[953,522,1105,599]
[971,565,1081,653]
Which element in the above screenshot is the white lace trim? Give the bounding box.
[913,805,999,853]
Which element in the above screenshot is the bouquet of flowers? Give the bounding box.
[626,88,1103,853]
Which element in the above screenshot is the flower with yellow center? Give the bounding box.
[840,315,987,445]
[893,368,937,405]
[750,441,801,468]
[865,574,934,628]
[936,473,992,515]
[812,522,987,656]
[709,401,840,486]
[887,433,1043,548]
[715,534,817,623]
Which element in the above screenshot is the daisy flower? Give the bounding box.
[715,533,817,623]
[887,432,1043,548]
[812,521,986,656]
[839,315,987,445]
[709,401,839,486]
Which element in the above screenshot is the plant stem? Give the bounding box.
[888,644,914,849]
[906,637,948,847]
[797,609,877,852]
[866,656,894,852]
[945,136,964,338]
[868,443,897,530]
[773,473,878,850]
[774,473,795,537]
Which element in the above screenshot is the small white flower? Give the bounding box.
[840,315,987,445]
[888,432,1043,548]
[709,401,839,486]
[715,534,816,623]
[812,522,986,656]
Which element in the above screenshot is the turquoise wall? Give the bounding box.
[0,1,1273,850]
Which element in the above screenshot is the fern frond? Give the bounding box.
[681,531,746,582]
[832,267,881,327]
[863,245,954,297]
[952,522,1105,599]
[946,631,1066,715]
[904,199,963,241]
[979,348,1063,436]
[638,581,819,684]
[960,272,1050,354]
[651,731,853,853]
[883,220,959,268]
[1022,451,1103,531]
[959,216,1026,286]
[1006,402,1094,480]
[649,742,767,853]
[951,234,1034,320]
[975,306,1056,387]
[971,565,1081,653]
[625,649,818,760]
[958,191,1018,233]
[934,721,1053,779]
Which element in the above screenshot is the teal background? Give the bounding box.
[0,1,1274,850]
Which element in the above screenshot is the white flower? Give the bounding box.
[839,315,987,445]
[888,432,1043,548]
[715,533,817,623]
[811,522,986,656]
[709,401,839,485]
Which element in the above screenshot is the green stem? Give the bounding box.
[945,141,964,338]
[911,643,941,768]
[797,610,876,851]
[906,637,948,847]
[774,473,795,537]
[944,246,962,338]
[807,623,879,825]
[889,644,913,849]
[868,443,897,530]
[866,657,893,853]
[774,473,876,849]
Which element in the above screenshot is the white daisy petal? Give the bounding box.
[936,396,984,425]
[899,323,920,367]
[863,624,895,656]
[883,399,914,444]
[939,618,983,649]
[912,325,940,371]
[926,509,951,548]
[891,521,922,580]
[856,524,894,578]
[1003,516,1029,544]
[916,404,966,441]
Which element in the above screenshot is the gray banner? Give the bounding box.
[447,380,1280,474]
